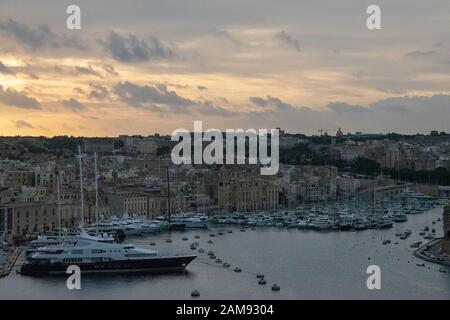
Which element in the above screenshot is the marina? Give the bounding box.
[1,204,449,299]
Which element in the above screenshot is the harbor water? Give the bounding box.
[0,206,449,300]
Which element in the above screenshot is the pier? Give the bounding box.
[414,238,450,267]
[0,247,22,279]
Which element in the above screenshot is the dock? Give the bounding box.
[0,247,22,279]
[413,238,450,267]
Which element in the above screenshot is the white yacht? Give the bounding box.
[296,219,309,229]
[377,215,394,229]
[339,214,354,231]
[311,215,333,231]
[21,237,196,275]
[393,212,408,223]
[170,215,209,229]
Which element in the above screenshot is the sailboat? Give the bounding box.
[165,167,185,231]
[21,150,197,275]
[26,149,113,258]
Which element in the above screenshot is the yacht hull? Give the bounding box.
[20,255,197,276]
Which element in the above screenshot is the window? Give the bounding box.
[71,250,83,254]
[63,258,83,263]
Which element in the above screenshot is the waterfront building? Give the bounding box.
[105,186,188,218]
[216,167,281,213]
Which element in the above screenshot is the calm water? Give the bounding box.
[1,206,449,300]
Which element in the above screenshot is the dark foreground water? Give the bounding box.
[1,206,449,300]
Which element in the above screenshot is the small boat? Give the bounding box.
[191,290,200,297]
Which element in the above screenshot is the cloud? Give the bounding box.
[405,50,436,58]
[13,120,33,129]
[211,28,241,45]
[101,31,176,63]
[0,61,16,76]
[101,64,119,76]
[88,83,110,100]
[0,19,52,49]
[0,85,41,109]
[194,100,233,116]
[275,31,301,52]
[75,65,102,78]
[250,95,298,111]
[0,19,86,50]
[247,94,450,134]
[73,87,85,95]
[376,88,407,95]
[114,81,194,110]
[113,81,231,116]
[61,98,86,111]
[327,102,368,113]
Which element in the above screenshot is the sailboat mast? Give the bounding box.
[94,152,99,236]
[78,145,85,228]
[57,174,61,237]
[166,166,171,222]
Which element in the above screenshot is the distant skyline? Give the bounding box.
[1,0,450,136]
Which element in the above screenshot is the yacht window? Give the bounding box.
[71,250,83,254]
[124,253,156,257]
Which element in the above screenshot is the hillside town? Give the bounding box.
[1,128,450,244]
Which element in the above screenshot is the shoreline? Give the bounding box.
[414,238,450,268]
[0,247,22,279]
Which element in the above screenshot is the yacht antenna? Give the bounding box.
[166,166,171,222]
[78,145,85,228]
[57,173,61,237]
[94,152,99,236]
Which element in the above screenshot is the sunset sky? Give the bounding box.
[1,0,450,136]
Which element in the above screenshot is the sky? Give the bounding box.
[0,0,450,136]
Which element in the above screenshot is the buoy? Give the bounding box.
[210,255,216,259]
[209,234,215,237]
[194,235,200,239]
[256,273,264,279]
[271,284,280,291]
[223,263,230,268]
[258,279,267,285]
[150,242,156,246]
[234,267,242,272]
[208,240,213,244]
[216,259,222,263]
[198,249,205,253]
[207,251,214,256]
[218,232,223,235]
[191,290,200,297]
[166,239,172,243]
[182,237,188,241]
[227,230,233,233]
